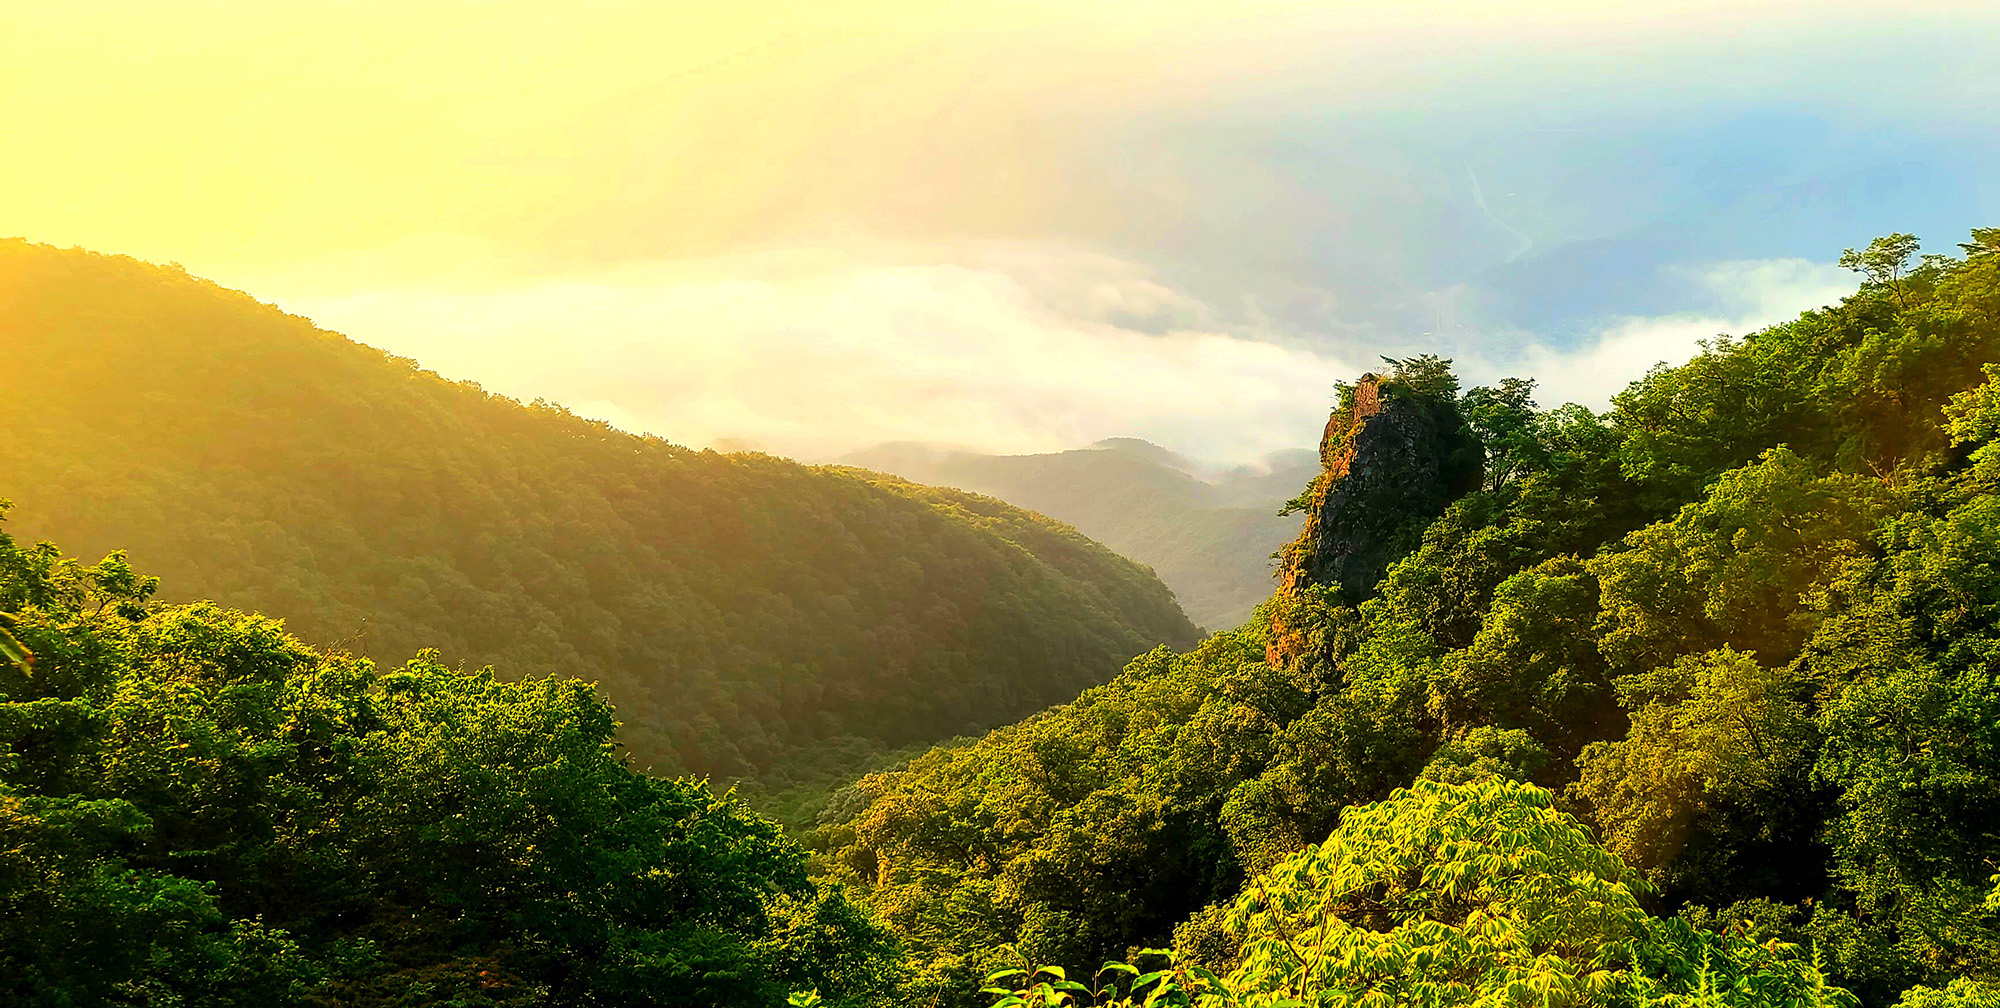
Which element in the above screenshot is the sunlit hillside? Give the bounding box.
[0,240,1198,785]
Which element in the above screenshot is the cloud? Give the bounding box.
[285,241,1359,464]
[1472,258,1858,410]
[287,246,1861,467]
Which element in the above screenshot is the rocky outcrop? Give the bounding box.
[1268,372,1481,662]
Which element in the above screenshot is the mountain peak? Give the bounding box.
[1087,437,1200,474]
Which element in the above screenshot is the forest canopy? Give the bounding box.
[0,514,898,1006]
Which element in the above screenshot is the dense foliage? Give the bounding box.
[984,780,1852,1007]
[0,239,1198,786]
[815,232,2000,1007]
[0,515,896,1006]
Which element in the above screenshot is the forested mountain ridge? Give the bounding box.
[814,230,2000,1008]
[0,239,1198,782]
[841,439,1316,630]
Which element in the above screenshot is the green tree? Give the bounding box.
[1589,449,1887,672]
[1429,556,1615,763]
[1573,648,1823,903]
[1959,228,2000,258]
[1841,233,1922,307]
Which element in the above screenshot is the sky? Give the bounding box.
[6,1,1998,463]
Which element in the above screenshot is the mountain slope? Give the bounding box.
[0,240,1199,779]
[820,234,2000,1006]
[842,439,1315,629]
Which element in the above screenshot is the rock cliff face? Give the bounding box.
[1268,373,1480,661]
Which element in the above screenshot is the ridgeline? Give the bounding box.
[0,240,1199,787]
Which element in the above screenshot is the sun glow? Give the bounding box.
[4,0,1991,459]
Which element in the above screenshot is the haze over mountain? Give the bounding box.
[0,240,1198,786]
[7,3,1991,463]
[843,438,1318,629]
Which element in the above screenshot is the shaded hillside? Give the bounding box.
[0,240,1198,779]
[842,439,1315,629]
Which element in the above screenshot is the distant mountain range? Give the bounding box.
[842,438,1315,629]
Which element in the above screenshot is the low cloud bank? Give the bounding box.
[289,242,1356,463]
[289,244,1855,466]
